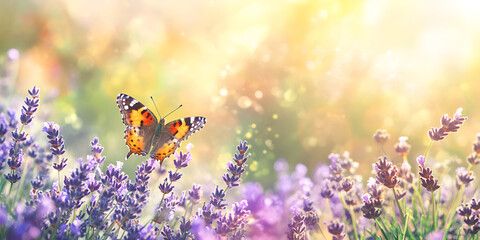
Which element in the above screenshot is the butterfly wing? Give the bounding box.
[116,93,158,159]
[150,116,207,163]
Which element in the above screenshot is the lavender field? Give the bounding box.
[2,1,480,239]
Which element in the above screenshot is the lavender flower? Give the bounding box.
[394,136,411,157]
[373,129,390,144]
[429,108,467,141]
[286,210,305,240]
[457,200,480,235]
[20,86,40,126]
[159,178,174,194]
[173,143,193,169]
[457,169,474,187]
[326,220,346,240]
[188,184,203,204]
[374,156,399,188]
[361,194,382,219]
[223,141,251,189]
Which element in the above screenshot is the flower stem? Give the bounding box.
[349,205,360,240]
[393,187,405,223]
[424,139,434,160]
[432,191,437,230]
[443,185,465,240]
[339,192,359,240]
[375,218,389,240]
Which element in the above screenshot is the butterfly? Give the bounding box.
[116,93,206,164]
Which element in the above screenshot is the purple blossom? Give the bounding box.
[159,178,174,194]
[188,184,202,204]
[374,156,399,188]
[441,108,467,132]
[416,155,426,169]
[20,86,40,125]
[326,220,346,240]
[473,133,480,154]
[429,108,467,141]
[373,129,390,144]
[168,170,182,182]
[52,157,67,171]
[210,185,227,210]
[7,148,23,170]
[394,136,411,156]
[286,210,305,240]
[173,143,193,169]
[457,169,474,186]
[5,172,21,183]
[361,194,382,219]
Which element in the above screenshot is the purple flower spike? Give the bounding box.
[28,86,40,98]
[429,127,448,141]
[287,211,306,240]
[237,140,249,154]
[173,150,192,169]
[158,178,174,194]
[416,155,426,169]
[188,184,202,204]
[457,170,474,186]
[11,129,27,142]
[421,176,440,192]
[429,108,467,141]
[168,170,182,182]
[326,220,346,240]
[5,172,21,183]
[373,129,390,144]
[474,134,480,154]
[441,108,467,132]
[394,136,411,156]
[7,149,23,170]
[19,86,40,125]
[53,158,68,171]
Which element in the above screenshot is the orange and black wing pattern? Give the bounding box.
[116,93,158,159]
[150,117,206,163]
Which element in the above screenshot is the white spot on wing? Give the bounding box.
[124,105,129,110]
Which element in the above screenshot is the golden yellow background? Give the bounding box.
[2,0,480,188]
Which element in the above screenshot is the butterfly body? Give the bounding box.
[116,93,206,163]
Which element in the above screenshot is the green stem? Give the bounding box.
[393,187,406,223]
[349,205,360,240]
[58,168,62,190]
[339,192,359,240]
[375,218,389,240]
[432,191,437,230]
[444,185,465,240]
[317,222,328,240]
[424,139,434,160]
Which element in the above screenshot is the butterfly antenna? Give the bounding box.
[150,96,162,118]
[150,96,182,119]
[164,104,183,119]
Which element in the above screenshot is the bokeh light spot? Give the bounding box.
[219,88,228,96]
[221,70,227,77]
[265,139,273,149]
[237,96,252,109]
[249,160,258,172]
[283,89,297,102]
[307,137,317,147]
[245,132,252,139]
[254,90,263,99]
[251,123,256,129]
[306,61,316,70]
[272,114,278,119]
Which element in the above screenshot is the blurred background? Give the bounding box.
[1,0,480,189]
